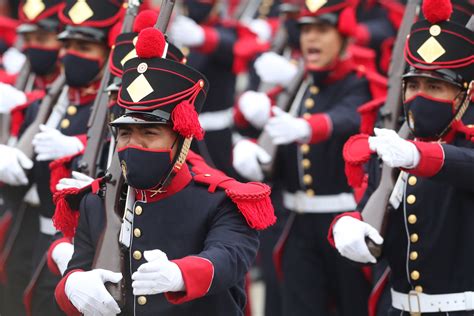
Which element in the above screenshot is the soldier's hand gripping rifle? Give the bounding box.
[361,0,420,258]
[91,0,176,306]
[257,63,306,175]
[0,37,35,144]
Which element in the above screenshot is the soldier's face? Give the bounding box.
[300,22,344,68]
[116,124,178,158]
[404,77,462,105]
[23,30,61,49]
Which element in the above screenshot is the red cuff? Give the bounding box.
[233,105,250,129]
[55,269,82,316]
[165,256,214,304]
[327,212,362,248]
[75,134,87,147]
[47,238,72,276]
[305,114,333,144]
[404,141,444,177]
[355,24,370,46]
[197,26,219,54]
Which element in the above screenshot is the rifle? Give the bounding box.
[91,0,176,305]
[258,64,306,175]
[78,0,141,178]
[361,0,420,258]
[0,33,35,144]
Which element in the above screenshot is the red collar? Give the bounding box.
[34,70,60,90]
[325,55,356,84]
[68,80,101,105]
[134,163,192,203]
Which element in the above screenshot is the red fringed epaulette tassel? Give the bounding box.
[188,150,276,230]
[343,134,374,188]
[225,182,276,230]
[52,178,102,238]
[52,188,82,239]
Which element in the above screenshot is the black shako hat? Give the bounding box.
[112,27,209,141]
[297,0,357,37]
[17,0,64,33]
[404,0,473,87]
[57,0,123,44]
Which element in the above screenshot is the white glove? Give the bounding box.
[0,82,27,113]
[333,215,383,264]
[3,47,26,74]
[246,19,272,42]
[264,107,311,145]
[0,144,33,186]
[56,171,94,191]
[32,124,84,161]
[238,91,272,129]
[368,128,420,169]
[52,241,74,276]
[169,15,205,47]
[132,250,185,295]
[232,139,271,181]
[65,269,122,316]
[254,52,298,86]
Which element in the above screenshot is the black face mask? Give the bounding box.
[186,3,213,23]
[404,94,455,138]
[24,46,59,76]
[62,52,102,87]
[284,19,301,50]
[118,145,173,190]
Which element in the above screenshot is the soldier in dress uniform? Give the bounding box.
[329,0,474,315]
[53,27,275,316]
[0,1,65,314]
[232,0,387,315]
[0,1,123,315]
[168,0,267,178]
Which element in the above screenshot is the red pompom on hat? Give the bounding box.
[135,27,166,59]
[422,0,452,23]
[133,9,159,33]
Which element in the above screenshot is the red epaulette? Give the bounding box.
[10,90,45,137]
[187,150,276,230]
[343,134,373,188]
[52,177,103,239]
[357,97,386,135]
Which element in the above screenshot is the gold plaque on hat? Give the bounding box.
[305,0,327,12]
[23,0,46,20]
[417,37,446,63]
[121,49,138,66]
[127,74,154,102]
[69,0,94,24]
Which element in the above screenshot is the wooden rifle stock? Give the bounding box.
[91,0,176,306]
[92,152,127,305]
[15,74,66,159]
[361,0,420,257]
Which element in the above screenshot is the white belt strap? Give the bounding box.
[39,215,58,236]
[199,108,234,131]
[283,191,357,213]
[391,289,474,313]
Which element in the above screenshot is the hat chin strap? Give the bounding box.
[149,137,193,195]
[437,81,473,140]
